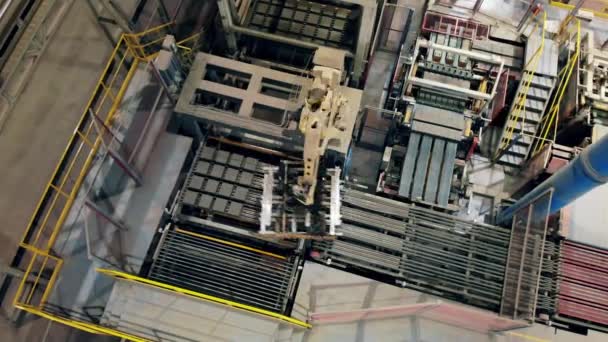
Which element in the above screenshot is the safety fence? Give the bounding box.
[5,23,199,341]
[550,0,608,20]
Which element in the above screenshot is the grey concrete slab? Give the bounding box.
[295,261,608,342]
[48,132,190,314]
[0,0,113,266]
[102,279,281,342]
[399,133,421,198]
[0,0,141,340]
[411,135,433,200]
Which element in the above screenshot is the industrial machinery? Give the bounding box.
[379,15,503,209]
[5,1,608,341]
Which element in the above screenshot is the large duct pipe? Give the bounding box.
[497,133,608,223]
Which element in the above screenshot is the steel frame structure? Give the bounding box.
[0,24,205,341]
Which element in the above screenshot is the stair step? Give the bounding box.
[527,87,550,101]
[510,109,542,122]
[517,134,534,145]
[529,74,555,89]
[498,153,525,166]
[524,97,545,111]
[507,119,538,135]
[499,134,532,149]
[501,133,533,145]
[504,142,529,156]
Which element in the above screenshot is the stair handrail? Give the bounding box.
[494,11,547,161]
[531,17,580,156]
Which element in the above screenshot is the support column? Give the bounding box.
[216,0,239,52]
[89,109,144,186]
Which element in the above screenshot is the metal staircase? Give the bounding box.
[530,16,581,157]
[494,13,557,168]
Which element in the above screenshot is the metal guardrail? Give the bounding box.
[549,0,608,20]
[8,23,187,341]
[531,16,581,156]
[500,189,553,322]
[97,267,312,329]
[494,11,547,160]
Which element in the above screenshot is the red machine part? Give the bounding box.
[557,240,608,326]
[421,12,490,40]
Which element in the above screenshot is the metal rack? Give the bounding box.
[247,0,356,50]
[150,228,300,314]
[312,189,512,312]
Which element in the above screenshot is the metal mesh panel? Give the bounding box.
[500,190,552,321]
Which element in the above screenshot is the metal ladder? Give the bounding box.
[494,12,557,168]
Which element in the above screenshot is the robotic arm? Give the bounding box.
[294,49,348,205]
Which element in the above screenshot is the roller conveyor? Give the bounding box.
[312,189,512,311]
[340,224,404,252]
[150,229,300,314]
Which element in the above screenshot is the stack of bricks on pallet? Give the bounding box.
[180,146,267,218]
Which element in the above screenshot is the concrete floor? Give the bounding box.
[296,262,608,342]
[0,1,139,341]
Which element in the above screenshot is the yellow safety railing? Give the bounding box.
[531,17,581,155]
[175,32,202,69]
[123,22,174,61]
[549,0,608,20]
[97,268,312,329]
[10,23,268,342]
[15,304,148,342]
[11,23,177,342]
[494,12,547,160]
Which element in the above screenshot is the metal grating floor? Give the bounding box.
[149,229,298,313]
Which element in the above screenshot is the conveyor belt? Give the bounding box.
[150,229,299,314]
[312,189,511,311]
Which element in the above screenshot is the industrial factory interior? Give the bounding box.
[3,0,608,341]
